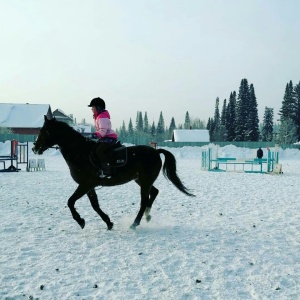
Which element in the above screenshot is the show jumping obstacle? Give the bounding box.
[0,140,29,172]
[201,146,282,174]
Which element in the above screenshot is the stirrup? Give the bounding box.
[98,170,111,179]
[98,170,106,178]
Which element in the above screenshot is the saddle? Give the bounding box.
[90,141,127,177]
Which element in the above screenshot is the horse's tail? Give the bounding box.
[157,149,195,197]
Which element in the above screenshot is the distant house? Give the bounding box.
[0,103,52,134]
[52,109,92,134]
[72,124,92,135]
[52,109,73,125]
[172,129,210,142]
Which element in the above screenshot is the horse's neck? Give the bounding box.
[56,126,83,146]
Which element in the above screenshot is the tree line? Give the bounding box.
[116,78,300,144]
[116,111,206,142]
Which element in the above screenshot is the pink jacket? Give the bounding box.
[93,110,117,139]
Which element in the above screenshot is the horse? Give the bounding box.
[32,116,195,230]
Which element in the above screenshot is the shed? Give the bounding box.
[53,109,73,125]
[172,129,210,142]
[0,103,52,134]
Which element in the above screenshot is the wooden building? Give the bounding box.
[0,103,52,134]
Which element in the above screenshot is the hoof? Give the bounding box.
[79,218,85,229]
[130,223,138,230]
[146,215,152,222]
[107,222,114,230]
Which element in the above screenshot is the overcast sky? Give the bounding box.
[1,0,299,129]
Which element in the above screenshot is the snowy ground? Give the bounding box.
[1,143,300,300]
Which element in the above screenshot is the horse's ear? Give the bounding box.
[44,115,56,122]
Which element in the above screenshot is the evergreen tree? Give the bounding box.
[191,118,205,129]
[150,121,156,137]
[207,118,215,141]
[156,112,165,134]
[221,99,227,126]
[0,126,12,134]
[184,111,191,129]
[143,112,149,133]
[169,117,176,137]
[128,118,134,136]
[279,118,298,144]
[279,80,298,143]
[136,111,143,132]
[245,84,260,141]
[214,97,220,129]
[226,91,237,141]
[235,79,250,141]
[219,99,227,141]
[211,97,220,141]
[279,81,296,121]
[293,81,300,141]
[261,107,274,142]
[120,121,127,137]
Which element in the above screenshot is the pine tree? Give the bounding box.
[261,107,274,141]
[235,79,250,141]
[0,126,13,134]
[214,97,220,129]
[136,111,143,132]
[120,121,127,137]
[211,97,220,141]
[279,80,298,143]
[221,99,227,126]
[218,99,227,141]
[207,117,215,141]
[184,111,191,129]
[191,118,205,129]
[150,121,156,137]
[156,112,165,134]
[279,118,297,144]
[279,81,296,121]
[245,84,260,141]
[293,81,300,141]
[169,117,176,137]
[143,112,149,134]
[226,91,237,141]
[128,118,134,136]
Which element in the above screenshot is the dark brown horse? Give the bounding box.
[32,116,195,230]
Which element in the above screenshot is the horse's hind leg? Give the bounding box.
[135,180,159,223]
[145,186,159,222]
[87,189,114,230]
[130,185,150,229]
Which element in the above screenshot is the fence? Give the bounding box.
[0,134,299,150]
[0,134,38,143]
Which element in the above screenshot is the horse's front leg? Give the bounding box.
[87,189,114,230]
[67,185,90,229]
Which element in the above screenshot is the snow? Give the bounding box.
[173,129,210,142]
[0,103,51,128]
[1,142,300,299]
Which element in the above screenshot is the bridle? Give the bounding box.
[33,129,59,154]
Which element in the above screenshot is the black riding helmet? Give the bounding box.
[88,97,106,110]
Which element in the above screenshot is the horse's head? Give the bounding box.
[32,115,58,155]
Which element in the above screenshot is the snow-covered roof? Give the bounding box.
[0,103,52,128]
[173,129,210,142]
